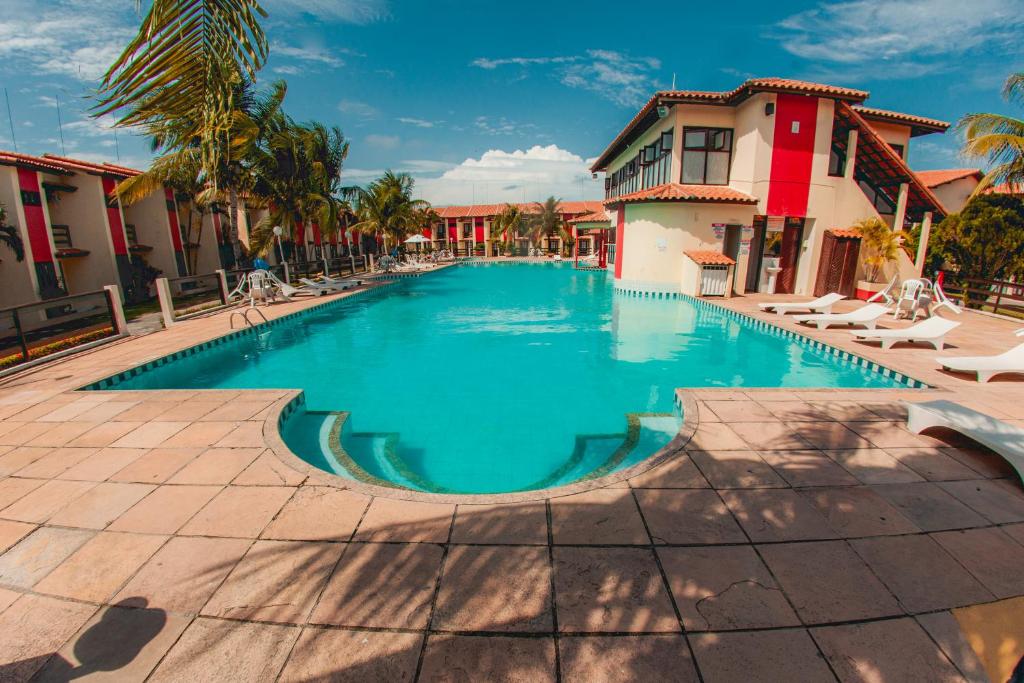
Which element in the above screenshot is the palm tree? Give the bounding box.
[347,172,429,256]
[855,217,905,283]
[0,203,25,263]
[529,196,563,253]
[490,204,522,256]
[957,72,1024,195]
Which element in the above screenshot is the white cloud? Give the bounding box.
[264,0,389,23]
[270,41,346,68]
[365,134,399,150]
[272,65,302,75]
[474,116,538,136]
[471,49,661,107]
[397,117,438,128]
[337,99,378,119]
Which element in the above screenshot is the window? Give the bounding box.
[889,143,905,159]
[20,190,41,207]
[828,145,847,177]
[681,127,732,185]
[605,126,673,199]
[462,223,472,239]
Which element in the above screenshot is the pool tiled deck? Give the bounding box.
[0,284,1022,681]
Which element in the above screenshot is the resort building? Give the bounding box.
[591,77,952,299]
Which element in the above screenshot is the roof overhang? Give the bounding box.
[852,106,949,137]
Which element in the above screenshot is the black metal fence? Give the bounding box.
[942,277,1024,319]
[0,289,120,371]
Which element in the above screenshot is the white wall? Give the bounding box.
[929,177,976,214]
[0,167,40,307]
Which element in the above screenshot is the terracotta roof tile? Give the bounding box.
[42,154,140,178]
[430,201,604,220]
[568,210,610,224]
[685,250,735,266]
[914,168,983,188]
[0,151,74,174]
[604,183,758,206]
[985,181,1023,195]
[829,228,863,238]
[853,106,950,135]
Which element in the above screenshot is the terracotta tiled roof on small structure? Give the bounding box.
[684,250,735,266]
[605,183,758,206]
[829,228,863,238]
[986,182,1022,195]
[42,154,141,179]
[568,210,610,224]
[430,200,604,219]
[852,106,950,136]
[915,169,983,188]
[0,151,74,174]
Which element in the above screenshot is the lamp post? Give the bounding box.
[272,225,285,264]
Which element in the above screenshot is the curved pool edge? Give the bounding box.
[261,390,701,504]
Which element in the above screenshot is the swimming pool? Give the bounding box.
[94,263,906,494]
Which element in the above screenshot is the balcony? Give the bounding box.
[51,225,89,259]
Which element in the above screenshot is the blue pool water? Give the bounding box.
[99,263,901,493]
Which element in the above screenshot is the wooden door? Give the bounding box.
[814,232,861,297]
[777,223,803,294]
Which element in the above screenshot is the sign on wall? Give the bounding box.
[712,223,726,240]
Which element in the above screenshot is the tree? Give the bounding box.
[529,196,562,251]
[0,203,25,263]
[928,194,1024,283]
[855,216,904,283]
[347,171,429,255]
[490,204,522,255]
[957,72,1024,195]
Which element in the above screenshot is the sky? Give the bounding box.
[0,0,1021,206]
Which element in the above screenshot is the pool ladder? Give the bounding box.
[229,307,269,329]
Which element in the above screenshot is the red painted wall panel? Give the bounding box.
[474,216,484,242]
[613,208,625,279]
[101,176,128,256]
[447,218,457,241]
[312,222,322,245]
[16,168,52,263]
[766,94,819,217]
[163,188,184,251]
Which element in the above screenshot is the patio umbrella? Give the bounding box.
[405,233,430,253]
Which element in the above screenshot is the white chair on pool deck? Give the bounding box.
[322,275,362,290]
[937,342,1024,382]
[866,275,898,305]
[794,303,890,330]
[758,292,845,317]
[298,277,345,294]
[850,316,961,350]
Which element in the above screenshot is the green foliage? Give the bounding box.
[956,71,1024,195]
[490,204,523,252]
[854,217,904,282]
[346,171,429,252]
[528,196,562,246]
[928,194,1024,281]
[0,202,25,262]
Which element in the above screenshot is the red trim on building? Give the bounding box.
[101,176,129,256]
[474,216,485,243]
[614,207,625,279]
[766,93,819,217]
[17,168,53,264]
[312,223,322,245]
[164,189,184,252]
[447,217,457,241]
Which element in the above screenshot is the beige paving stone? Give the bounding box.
[690,629,836,682]
[111,402,174,422]
[659,546,799,631]
[0,586,20,613]
[159,420,240,448]
[34,531,167,602]
[883,446,982,481]
[942,446,1018,479]
[705,400,778,423]
[0,445,51,475]
[759,540,903,624]
[151,400,224,421]
[58,447,147,481]
[0,519,35,553]
[0,421,50,446]
[684,421,750,451]
[353,497,455,543]
[634,489,746,545]
[797,421,876,449]
[26,421,98,447]
[847,420,940,448]
[931,528,1024,598]
[721,489,839,542]
[311,542,443,629]
[871,482,989,531]
[48,482,156,530]
[113,536,251,612]
[0,594,97,682]
[627,454,710,488]
[108,447,201,483]
[16,447,99,478]
[37,400,101,422]
[915,612,991,683]
[202,539,343,623]
[797,486,921,537]
[215,421,266,447]
[812,618,965,682]
[432,545,552,632]
[261,486,369,541]
[758,401,834,422]
[111,421,190,448]
[727,421,813,450]
[179,485,293,538]
[34,600,191,683]
[450,502,548,544]
[279,628,422,683]
[559,635,698,683]
[108,484,222,534]
[72,400,139,422]
[550,488,648,544]
[812,401,887,422]
[201,400,274,421]
[758,449,860,487]
[232,452,306,486]
[166,446,263,484]
[823,448,925,484]
[689,450,788,489]
[0,479,96,523]
[0,476,44,510]
[0,526,93,588]
[148,618,298,683]
[553,547,678,633]
[64,421,144,448]
[418,635,556,683]
[1003,522,1024,547]
[937,479,1024,524]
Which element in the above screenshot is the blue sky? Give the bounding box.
[0,0,1021,204]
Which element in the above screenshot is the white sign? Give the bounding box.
[739,243,751,256]
[656,238,667,252]
[741,226,754,239]
[712,223,726,240]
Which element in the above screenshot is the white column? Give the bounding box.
[916,211,933,276]
[844,129,858,180]
[893,183,909,231]
[103,284,128,336]
[155,277,175,328]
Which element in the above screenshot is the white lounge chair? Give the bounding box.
[937,342,1024,382]
[299,277,346,294]
[932,282,962,316]
[322,275,362,290]
[866,275,898,305]
[851,316,961,350]
[794,303,890,330]
[758,292,846,317]
[905,400,1023,484]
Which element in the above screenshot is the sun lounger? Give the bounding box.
[322,275,362,289]
[937,342,1024,382]
[299,277,347,294]
[866,275,898,305]
[758,292,845,317]
[850,317,961,350]
[793,303,890,330]
[905,400,1023,484]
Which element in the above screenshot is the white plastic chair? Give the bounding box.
[893,279,929,320]
[932,281,962,315]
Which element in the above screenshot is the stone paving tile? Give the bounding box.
[34,600,191,683]
[111,421,190,448]
[232,452,307,486]
[915,612,990,683]
[1004,522,1024,547]
[704,400,778,423]
[757,449,860,487]
[450,502,548,544]
[870,482,989,531]
[758,401,834,422]
[553,547,678,633]
[759,541,903,624]
[850,535,993,613]
[201,400,274,422]
[0,479,96,523]
[15,447,99,479]
[658,546,798,631]
[689,450,787,489]
[559,635,698,683]
[931,528,1024,598]
[797,486,920,537]
[846,420,939,448]
[550,488,648,544]
[215,421,266,447]
[634,489,746,545]
[684,422,750,451]
[108,484,222,534]
[151,401,224,422]
[822,448,924,484]
[279,628,423,683]
[0,526,94,588]
[166,447,264,484]
[720,489,839,542]
[0,594,97,682]
[883,446,983,481]
[419,635,556,682]
[353,498,455,543]
[202,539,344,623]
[159,420,240,448]
[47,482,156,530]
[178,485,293,538]
[689,629,836,683]
[112,535,251,612]
[812,618,965,682]
[0,586,20,613]
[261,486,369,541]
[37,400,103,422]
[937,479,1024,524]
[726,421,813,450]
[25,421,97,448]
[941,446,1018,479]
[64,421,143,449]
[627,454,710,488]
[72,400,139,423]
[0,446,51,475]
[433,545,552,632]
[0,476,44,510]
[33,531,167,602]
[0,519,35,554]
[111,402,173,422]
[57,447,147,481]
[148,617,299,683]
[310,542,443,629]
[797,422,876,450]
[0,421,50,446]
[107,447,201,483]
